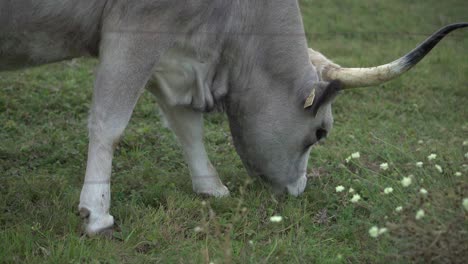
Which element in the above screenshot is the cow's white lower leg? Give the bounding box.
[79,135,116,235]
[185,141,229,197]
[78,33,156,235]
[156,101,229,197]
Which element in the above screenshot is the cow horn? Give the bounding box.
[314,23,468,89]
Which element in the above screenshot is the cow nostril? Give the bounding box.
[316,128,328,141]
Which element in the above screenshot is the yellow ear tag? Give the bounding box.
[304,88,315,109]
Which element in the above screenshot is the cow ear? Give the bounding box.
[303,80,342,115]
[303,88,316,109]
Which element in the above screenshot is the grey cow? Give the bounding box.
[1,0,466,235]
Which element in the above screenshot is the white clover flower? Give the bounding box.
[248,240,254,246]
[435,164,443,173]
[419,188,428,195]
[395,206,403,212]
[384,187,393,194]
[427,153,437,161]
[194,226,203,233]
[415,162,423,168]
[380,163,389,171]
[201,201,207,206]
[335,185,345,192]
[454,172,462,177]
[368,226,379,238]
[378,227,388,235]
[418,140,424,144]
[463,140,468,146]
[345,152,360,163]
[463,198,468,211]
[269,215,283,223]
[348,188,355,193]
[401,177,412,187]
[415,209,425,220]
[350,194,361,203]
[369,226,388,238]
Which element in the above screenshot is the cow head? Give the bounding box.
[226,23,467,196]
[227,77,341,196]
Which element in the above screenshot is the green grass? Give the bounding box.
[1,0,467,263]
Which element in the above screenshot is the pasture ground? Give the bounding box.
[1,0,467,263]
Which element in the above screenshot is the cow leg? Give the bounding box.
[156,100,229,197]
[79,35,157,235]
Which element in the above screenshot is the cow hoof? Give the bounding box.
[79,208,115,237]
[192,176,230,197]
[197,188,230,197]
[193,184,230,198]
[195,185,230,197]
[206,184,230,197]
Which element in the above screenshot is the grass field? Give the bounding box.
[1,0,467,263]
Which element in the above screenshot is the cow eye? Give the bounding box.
[316,128,328,141]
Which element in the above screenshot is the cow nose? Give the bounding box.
[286,174,307,196]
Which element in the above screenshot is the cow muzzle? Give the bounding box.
[285,174,307,196]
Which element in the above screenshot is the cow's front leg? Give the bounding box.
[79,34,156,235]
[155,100,229,197]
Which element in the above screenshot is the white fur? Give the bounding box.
[78,33,160,234]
